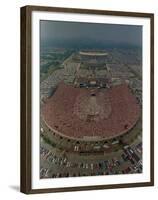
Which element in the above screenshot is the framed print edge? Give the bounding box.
[20,6,32,194]
[150,13,154,187]
[20,5,154,194]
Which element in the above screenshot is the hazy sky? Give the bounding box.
[40,20,142,48]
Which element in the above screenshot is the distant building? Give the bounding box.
[79,50,108,67]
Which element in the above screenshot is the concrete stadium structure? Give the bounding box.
[42,82,140,142]
[41,50,141,153]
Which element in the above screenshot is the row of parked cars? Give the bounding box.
[40,141,142,178]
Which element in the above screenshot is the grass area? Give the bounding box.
[40,50,74,82]
[125,64,142,80]
[40,64,63,82]
[41,134,57,148]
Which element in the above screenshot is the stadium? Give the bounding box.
[40,50,142,178]
[41,50,141,153]
[42,82,140,141]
